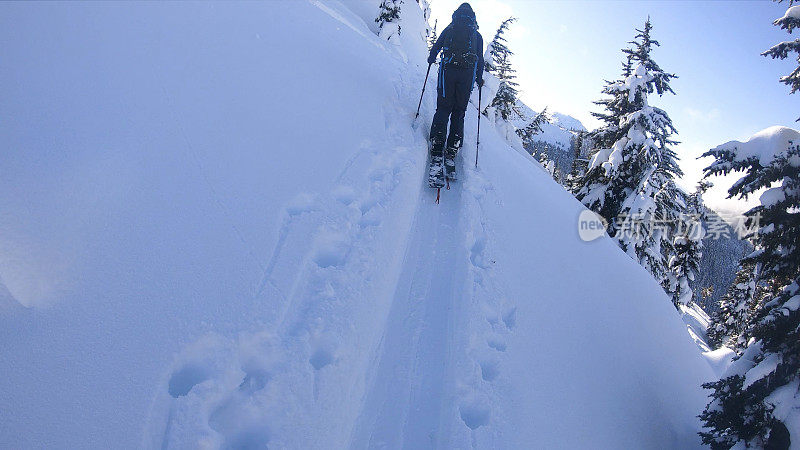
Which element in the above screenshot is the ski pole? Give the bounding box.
[415,63,432,120]
[475,86,482,167]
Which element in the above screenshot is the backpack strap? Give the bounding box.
[447,25,456,64]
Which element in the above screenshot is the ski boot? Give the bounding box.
[445,145,458,181]
[428,138,445,188]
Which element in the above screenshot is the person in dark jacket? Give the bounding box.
[428,2,484,179]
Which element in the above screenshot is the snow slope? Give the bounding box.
[1,1,712,448]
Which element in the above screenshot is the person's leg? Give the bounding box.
[430,65,454,156]
[444,70,472,180]
[446,69,472,150]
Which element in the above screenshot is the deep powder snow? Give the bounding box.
[0,1,713,448]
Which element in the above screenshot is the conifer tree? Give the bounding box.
[567,131,590,194]
[574,19,683,285]
[375,0,402,40]
[699,6,800,446]
[539,153,557,179]
[699,138,800,449]
[428,19,438,51]
[484,18,515,75]
[515,107,550,146]
[688,180,712,216]
[419,0,431,26]
[706,262,761,351]
[485,18,516,73]
[763,2,800,119]
[485,18,520,121]
[702,137,800,292]
[664,181,709,307]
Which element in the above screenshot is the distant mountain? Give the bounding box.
[691,208,752,313]
[513,101,586,180]
[549,111,587,134]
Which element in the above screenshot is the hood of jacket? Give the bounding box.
[452,3,476,24]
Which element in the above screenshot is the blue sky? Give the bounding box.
[430,0,797,216]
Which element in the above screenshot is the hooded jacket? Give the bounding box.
[428,3,484,85]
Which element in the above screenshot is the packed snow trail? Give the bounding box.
[350,176,467,448]
[1,1,715,449]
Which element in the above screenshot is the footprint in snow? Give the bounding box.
[168,364,211,398]
[479,357,500,382]
[309,347,334,370]
[332,186,357,206]
[459,397,491,430]
[487,335,507,352]
[502,306,517,330]
[357,194,380,215]
[312,231,350,268]
[166,338,226,398]
[469,234,489,269]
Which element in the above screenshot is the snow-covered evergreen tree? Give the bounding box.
[375,0,402,41]
[664,181,709,307]
[700,279,797,449]
[699,7,800,441]
[485,18,519,121]
[428,18,438,51]
[763,3,800,120]
[419,0,430,25]
[515,107,550,146]
[484,18,514,75]
[706,262,761,351]
[619,176,684,283]
[567,131,591,193]
[574,19,683,286]
[700,133,800,448]
[702,131,800,294]
[536,151,557,178]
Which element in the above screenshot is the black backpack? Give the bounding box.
[442,15,478,69]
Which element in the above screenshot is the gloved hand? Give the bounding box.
[428,54,437,65]
[476,78,484,88]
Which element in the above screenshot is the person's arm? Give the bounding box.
[475,32,485,86]
[428,26,449,64]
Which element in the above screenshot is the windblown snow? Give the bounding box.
[711,125,800,166]
[1,1,713,449]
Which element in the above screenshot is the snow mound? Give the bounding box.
[702,347,736,378]
[680,302,712,353]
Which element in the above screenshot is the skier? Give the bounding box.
[427,2,484,187]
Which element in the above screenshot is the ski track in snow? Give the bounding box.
[146,45,516,447]
[348,152,518,449]
[350,166,466,449]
